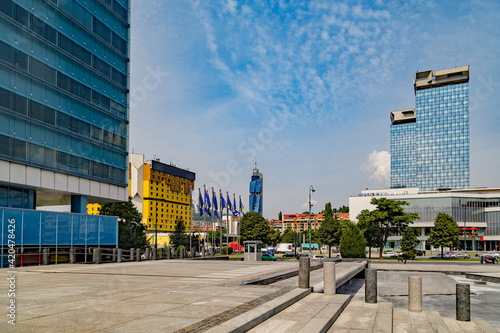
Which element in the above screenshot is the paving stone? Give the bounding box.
[457,320,484,333]
[425,310,451,333]
[474,320,499,333]
[442,317,466,333]
[373,302,393,333]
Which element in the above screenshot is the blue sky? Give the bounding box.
[129,0,500,220]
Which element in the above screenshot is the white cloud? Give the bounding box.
[302,199,318,210]
[361,151,391,188]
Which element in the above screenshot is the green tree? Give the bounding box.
[323,202,333,219]
[317,216,341,257]
[427,212,460,258]
[99,199,147,249]
[207,227,226,246]
[170,219,188,249]
[240,212,272,245]
[339,221,366,258]
[399,226,418,264]
[281,228,296,243]
[357,214,381,259]
[278,211,283,221]
[356,198,420,259]
[269,229,282,247]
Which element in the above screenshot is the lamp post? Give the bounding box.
[155,212,158,255]
[308,185,315,258]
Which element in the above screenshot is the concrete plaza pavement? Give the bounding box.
[0,259,300,332]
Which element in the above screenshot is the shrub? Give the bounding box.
[175,245,185,258]
[340,221,367,258]
[222,246,234,255]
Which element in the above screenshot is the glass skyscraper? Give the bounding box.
[391,66,469,191]
[0,0,129,210]
[0,0,129,259]
[249,164,263,216]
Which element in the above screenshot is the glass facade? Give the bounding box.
[415,83,469,191]
[391,71,469,191]
[0,207,118,267]
[390,122,416,188]
[249,169,263,215]
[0,0,129,187]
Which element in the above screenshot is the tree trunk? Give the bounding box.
[328,245,331,258]
[369,247,372,259]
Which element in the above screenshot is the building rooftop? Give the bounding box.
[414,66,469,91]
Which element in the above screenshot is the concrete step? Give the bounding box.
[247,293,350,333]
[328,300,393,332]
[204,288,311,333]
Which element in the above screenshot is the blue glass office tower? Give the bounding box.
[391,67,469,191]
[0,0,129,256]
[249,165,263,215]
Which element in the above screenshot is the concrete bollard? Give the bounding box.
[70,249,76,264]
[136,248,141,262]
[93,248,101,264]
[408,276,422,312]
[130,248,135,261]
[158,248,163,259]
[298,257,310,289]
[145,248,150,260]
[456,283,470,321]
[167,247,172,260]
[324,261,336,296]
[112,248,117,262]
[180,247,185,259]
[117,249,123,263]
[202,248,205,258]
[153,247,157,260]
[365,268,377,303]
[43,248,50,265]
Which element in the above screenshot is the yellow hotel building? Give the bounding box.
[129,153,195,246]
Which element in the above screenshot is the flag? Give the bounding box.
[227,195,232,212]
[198,189,203,216]
[239,197,246,218]
[204,188,211,216]
[220,192,226,212]
[232,194,238,217]
[212,189,218,217]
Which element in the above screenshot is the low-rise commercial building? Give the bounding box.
[350,187,500,251]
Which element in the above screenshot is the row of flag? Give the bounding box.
[198,187,246,218]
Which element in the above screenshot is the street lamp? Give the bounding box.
[308,185,315,257]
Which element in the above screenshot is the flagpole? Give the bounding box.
[203,185,207,256]
[226,191,230,255]
[219,189,222,254]
[234,193,239,257]
[211,187,215,256]
[238,194,242,258]
[189,188,193,258]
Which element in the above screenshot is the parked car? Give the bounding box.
[480,254,498,264]
[261,253,277,261]
[484,252,500,259]
[282,252,296,258]
[416,250,424,256]
[312,255,326,260]
[382,251,399,259]
[430,253,450,259]
[296,253,310,260]
[448,252,471,259]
